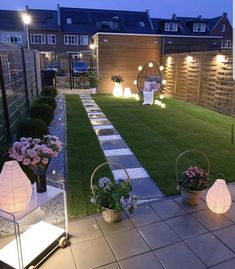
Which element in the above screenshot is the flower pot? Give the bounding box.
[102,208,122,223]
[31,164,47,193]
[179,185,202,206]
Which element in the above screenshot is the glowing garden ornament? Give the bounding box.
[138,66,143,71]
[148,62,153,68]
[162,79,167,85]
[159,94,164,100]
[206,179,231,214]
[133,80,137,85]
[167,56,172,64]
[0,161,32,213]
[216,54,225,63]
[113,82,123,97]
[187,55,193,63]
[161,103,166,109]
[159,65,164,71]
[123,88,132,98]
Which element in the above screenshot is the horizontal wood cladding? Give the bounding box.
[162,50,235,116]
[94,34,162,94]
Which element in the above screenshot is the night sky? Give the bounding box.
[0,0,233,22]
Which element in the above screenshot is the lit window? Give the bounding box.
[221,24,226,32]
[30,34,46,44]
[64,35,78,45]
[193,23,206,32]
[80,35,89,45]
[47,34,56,45]
[5,33,22,43]
[164,22,178,32]
[66,18,72,24]
[139,21,145,27]
[96,21,119,30]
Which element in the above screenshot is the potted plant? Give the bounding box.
[88,70,100,93]
[178,166,209,205]
[9,135,62,193]
[111,75,124,85]
[111,75,124,97]
[91,176,137,223]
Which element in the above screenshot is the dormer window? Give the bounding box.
[66,18,72,24]
[193,23,206,32]
[164,22,178,32]
[139,21,145,27]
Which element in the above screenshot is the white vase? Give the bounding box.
[113,82,123,97]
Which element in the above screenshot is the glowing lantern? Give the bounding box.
[138,66,143,71]
[123,88,132,98]
[206,179,232,214]
[148,62,153,68]
[161,103,166,109]
[162,79,167,85]
[113,82,123,97]
[159,94,164,100]
[0,161,32,213]
[159,65,164,71]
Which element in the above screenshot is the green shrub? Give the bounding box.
[36,96,57,110]
[41,87,57,97]
[30,103,54,125]
[16,118,49,139]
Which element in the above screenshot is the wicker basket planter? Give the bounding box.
[178,184,202,206]
[102,208,122,223]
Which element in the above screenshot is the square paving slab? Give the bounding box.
[213,225,235,252]
[185,233,235,267]
[107,155,142,169]
[209,258,235,269]
[173,196,207,213]
[95,128,119,136]
[97,263,120,269]
[91,120,111,126]
[224,202,235,223]
[89,113,105,118]
[100,140,128,150]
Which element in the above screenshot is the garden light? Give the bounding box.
[159,65,164,71]
[161,103,166,109]
[187,55,193,63]
[138,66,143,71]
[123,88,132,98]
[159,94,164,100]
[133,80,137,85]
[216,54,225,63]
[113,84,123,97]
[206,179,231,214]
[162,79,167,85]
[148,62,153,68]
[167,56,172,64]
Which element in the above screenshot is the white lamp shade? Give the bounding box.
[123,88,132,98]
[206,179,231,214]
[0,161,32,213]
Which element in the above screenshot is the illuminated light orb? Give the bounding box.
[0,161,32,213]
[123,88,132,98]
[216,54,225,63]
[138,66,143,71]
[159,65,164,71]
[187,55,193,63]
[89,44,95,50]
[133,80,137,85]
[22,14,31,25]
[148,62,153,68]
[161,103,166,109]
[162,79,167,85]
[79,53,83,58]
[159,94,164,100]
[206,179,232,214]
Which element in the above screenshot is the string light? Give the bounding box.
[138,66,143,71]
[148,62,153,68]
[159,66,164,71]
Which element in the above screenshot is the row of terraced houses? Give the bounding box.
[0,5,232,57]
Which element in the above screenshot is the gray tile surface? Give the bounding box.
[155,242,206,269]
[209,258,235,269]
[166,214,208,240]
[97,263,120,269]
[192,209,233,231]
[89,113,106,118]
[106,229,150,260]
[91,120,111,125]
[71,237,116,269]
[151,199,187,219]
[138,221,180,249]
[96,128,118,136]
[174,196,207,213]
[214,225,235,252]
[224,202,235,223]
[127,204,161,227]
[107,155,142,169]
[119,252,164,269]
[185,233,234,267]
[100,140,128,150]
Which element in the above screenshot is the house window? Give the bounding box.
[30,34,46,44]
[80,35,89,45]
[47,34,56,45]
[96,21,119,30]
[5,33,22,43]
[193,23,206,32]
[164,22,178,32]
[139,21,145,27]
[66,18,72,24]
[224,40,232,48]
[221,24,226,32]
[64,35,78,45]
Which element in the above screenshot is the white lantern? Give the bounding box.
[206,179,232,214]
[159,65,164,71]
[113,82,123,97]
[148,62,153,68]
[123,88,132,98]
[159,94,164,100]
[0,161,32,213]
[138,66,143,71]
[162,79,167,85]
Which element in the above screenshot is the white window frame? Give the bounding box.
[164,22,178,32]
[30,34,46,44]
[193,23,206,32]
[80,35,89,45]
[66,18,72,24]
[224,40,231,48]
[64,35,78,45]
[221,24,226,32]
[5,33,22,43]
[47,34,56,45]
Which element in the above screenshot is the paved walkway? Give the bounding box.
[79,94,163,200]
[39,183,235,269]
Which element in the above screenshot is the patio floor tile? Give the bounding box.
[227,184,235,201]
[69,217,103,243]
[106,229,150,260]
[100,140,128,150]
[96,214,133,235]
[192,209,233,231]
[209,258,235,269]
[185,233,234,267]
[155,242,206,269]
[71,237,116,269]
[89,113,106,118]
[138,221,180,249]
[224,202,235,223]
[40,247,76,269]
[119,252,164,269]
[95,128,119,136]
[166,214,208,240]
[174,196,207,213]
[97,263,120,269]
[91,120,111,125]
[150,199,187,219]
[127,204,161,227]
[107,155,142,169]
[131,177,164,199]
[213,225,235,252]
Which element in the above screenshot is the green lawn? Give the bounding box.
[66,95,111,217]
[94,95,235,195]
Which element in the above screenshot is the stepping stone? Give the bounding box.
[107,155,142,169]
[93,125,114,130]
[89,114,105,118]
[86,109,102,113]
[104,148,133,156]
[112,168,149,180]
[95,129,118,136]
[91,120,111,126]
[98,135,122,141]
[100,140,128,150]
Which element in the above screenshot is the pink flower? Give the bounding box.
[32,156,40,164]
[41,158,49,165]
[17,155,24,162]
[23,158,31,165]
[47,148,53,155]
